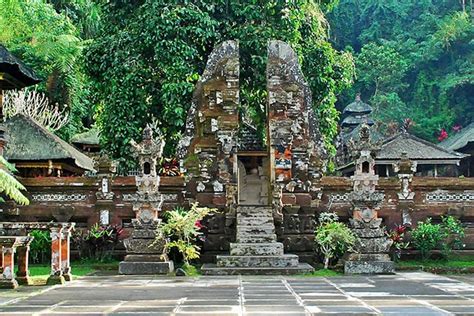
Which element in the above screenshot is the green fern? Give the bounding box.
[0,156,29,205]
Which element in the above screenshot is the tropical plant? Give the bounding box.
[3,89,69,131]
[0,156,29,205]
[387,224,410,262]
[411,218,443,261]
[439,215,465,259]
[158,203,217,265]
[73,224,124,262]
[29,229,51,264]
[314,212,356,269]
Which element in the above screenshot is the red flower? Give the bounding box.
[438,129,448,142]
[195,220,204,229]
[395,225,406,235]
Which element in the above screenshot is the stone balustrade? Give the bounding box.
[0,222,75,286]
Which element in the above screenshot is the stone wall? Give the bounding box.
[3,176,474,263]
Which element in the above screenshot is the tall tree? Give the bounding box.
[87,0,354,168]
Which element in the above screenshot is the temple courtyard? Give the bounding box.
[0,272,472,315]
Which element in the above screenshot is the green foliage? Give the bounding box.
[158,203,217,265]
[0,156,29,205]
[87,0,354,167]
[329,0,473,142]
[29,229,51,264]
[73,224,124,262]
[440,215,465,259]
[314,212,356,269]
[411,218,443,261]
[0,0,99,139]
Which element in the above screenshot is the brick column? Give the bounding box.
[0,238,18,289]
[47,226,65,285]
[61,225,72,281]
[16,237,34,285]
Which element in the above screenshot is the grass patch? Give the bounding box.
[396,255,474,271]
[177,263,201,276]
[17,260,119,285]
[300,268,342,277]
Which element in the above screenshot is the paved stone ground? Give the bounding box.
[0,272,473,315]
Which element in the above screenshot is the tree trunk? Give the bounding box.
[324,256,330,270]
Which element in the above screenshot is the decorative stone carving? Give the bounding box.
[426,190,474,202]
[394,152,416,225]
[177,40,239,198]
[267,40,327,210]
[119,126,173,275]
[31,194,86,202]
[344,124,394,274]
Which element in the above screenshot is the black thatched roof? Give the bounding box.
[3,114,94,171]
[0,44,41,89]
[343,95,372,115]
[378,132,467,161]
[341,115,374,128]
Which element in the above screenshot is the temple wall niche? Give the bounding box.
[177,40,239,206]
[266,40,327,213]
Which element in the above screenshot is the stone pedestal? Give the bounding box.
[119,221,173,275]
[344,224,394,274]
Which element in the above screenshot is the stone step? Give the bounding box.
[237,225,275,236]
[237,216,274,226]
[237,211,273,219]
[229,242,284,256]
[236,234,277,243]
[216,254,300,268]
[201,263,314,275]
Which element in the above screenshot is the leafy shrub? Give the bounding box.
[314,212,356,269]
[158,203,217,265]
[440,215,465,258]
[29,230,51,264]
[411,219,443,261]
[73,224,124,262]
[387,224,410,262]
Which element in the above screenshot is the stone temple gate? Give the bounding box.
[177,40,326,274]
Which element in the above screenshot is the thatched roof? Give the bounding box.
[378,132,466,162]
[3,114,94,171]
[0,45,41,89]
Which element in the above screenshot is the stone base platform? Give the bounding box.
[201,263,314,275]
[119,261,174,275]
[344,260,395,274]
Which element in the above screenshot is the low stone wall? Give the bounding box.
[2,176,474,263]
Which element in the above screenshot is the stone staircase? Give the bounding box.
[201,205,314,275]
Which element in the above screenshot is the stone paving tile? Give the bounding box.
[2,272,474,315]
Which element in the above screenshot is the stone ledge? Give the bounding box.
[344,260,395,274]
[201,263,314,275]
[119,261,174,275]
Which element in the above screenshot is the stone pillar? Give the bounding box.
[47,227,65,285]
[16,237,34,285]
[0,238,18,289]
[61,225,72,281]
[266,40,326,215]
[343,124,394,274]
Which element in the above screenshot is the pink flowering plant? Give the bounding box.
[159,203,217,265]
[387,224,410,261]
